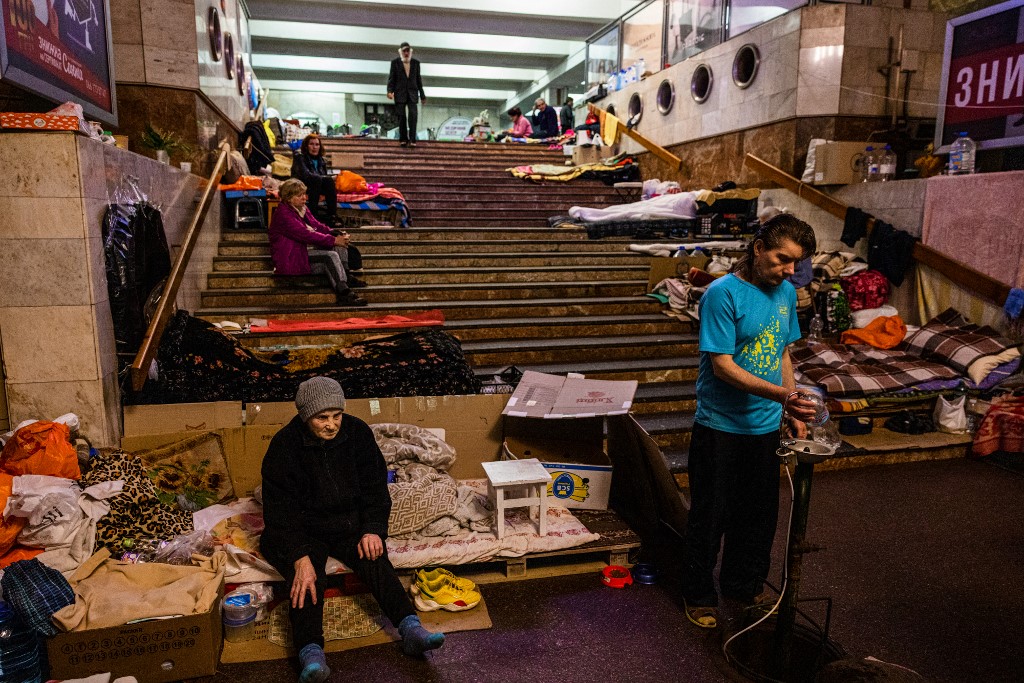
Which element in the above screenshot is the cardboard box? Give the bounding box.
[47,600,222,683]
[499,371,638,509]
[331,152,364,169]
[123,401,243,436]
[572,144,609,166]
[0,112,80,130]
[812,141,871,185]
[113,134,129,149]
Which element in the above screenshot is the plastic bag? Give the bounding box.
[0,473,28,556]
[933,394,969,434]
[0,422,80,479]
[335,170,368,193]
[150,529,215,565]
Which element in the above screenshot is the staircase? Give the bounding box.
[198,138,696,476]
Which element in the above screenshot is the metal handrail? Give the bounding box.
[743,153,1010,308]
[130,142,231,391]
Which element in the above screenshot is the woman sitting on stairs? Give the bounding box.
[268,179,368,306]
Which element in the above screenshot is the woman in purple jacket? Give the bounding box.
[269,179,367,306]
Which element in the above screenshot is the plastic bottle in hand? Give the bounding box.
[808,315,824,342]
[800,391,830,427]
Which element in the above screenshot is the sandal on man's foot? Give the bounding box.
[683,598,718,629]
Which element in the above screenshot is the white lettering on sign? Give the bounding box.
[1006,55,1024,100]
[978,61,997,103]
[954,67,972,107]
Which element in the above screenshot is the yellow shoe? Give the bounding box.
[413,579,482,612]
[409,568,477,596]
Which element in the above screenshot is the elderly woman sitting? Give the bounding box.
[268,179,367,306]
[495,106,532,142]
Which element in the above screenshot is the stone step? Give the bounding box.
[399,199,616,212]
[410,209,580,221]
[473,356,700,383]
[460,333,697,366]
[196,295,662,322]
[633,412,696,450]
[398,188,620,199]
[200,280,647,308]
[230,313,687,348]
[217,239,645,256]
[630,381,698,415]
[221,227,592,243]
[207,265,650,289]
[212,251,651,271]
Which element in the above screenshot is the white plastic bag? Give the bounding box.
[933,394,969,434]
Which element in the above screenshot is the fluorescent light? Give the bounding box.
[252,54,544,81]
[260,79,512,100]
[322,0,638,20]
[249,21,581,56]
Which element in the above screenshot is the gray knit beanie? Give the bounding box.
[295,376,346,422]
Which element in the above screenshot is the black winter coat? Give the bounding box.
[290,152,330,186]
[387,58,425,104]
[261,414,391,566]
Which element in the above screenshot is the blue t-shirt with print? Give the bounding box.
[695,273,801,435]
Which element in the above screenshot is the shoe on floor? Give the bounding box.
[683,598,718,629]
[400,141,409,147]
[336,290,368,306]
[413,579,482,612]
[297,643,330,683]
[410,142,417,148]
[409,568,477,596]
[398,615,445,657]
[348,276,368,288]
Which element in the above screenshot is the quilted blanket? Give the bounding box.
[900,308,1019,375]
[371,424,458,536]
[792,343,960,398]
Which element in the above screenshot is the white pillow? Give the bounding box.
[851,305,898,329]
[967,347,1021,385]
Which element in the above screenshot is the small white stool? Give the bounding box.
[482,459,552,539]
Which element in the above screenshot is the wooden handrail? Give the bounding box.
[587,103,683,170]
[130,143,231,391]
[743,153,1011,308]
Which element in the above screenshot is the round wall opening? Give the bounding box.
[691,64,713,103]
[656,79,675,115]
[224,34,235,79]
[207,8,222,62]
[732,44,761,89]
[628,93,643,124]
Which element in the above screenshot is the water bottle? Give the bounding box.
[948,132,976,174]
[0,601,41,683]
[808,314,824,342]
[637,58,646,79]
[800,391,830,427]
[880,144,897,181]
[862,146,880,182]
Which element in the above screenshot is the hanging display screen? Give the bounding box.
[935,0,1024,152]
[0,0,116,124]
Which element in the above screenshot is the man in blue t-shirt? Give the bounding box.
[681,213,818,630]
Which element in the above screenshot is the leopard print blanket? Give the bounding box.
[82,450,193,550]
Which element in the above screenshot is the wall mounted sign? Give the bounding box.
[935,0,1024,152]
[0,0,117,124]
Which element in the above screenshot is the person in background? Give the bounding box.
[680,214,819,630]
[574,108,601,138]
[290,134,336,226]
[261,377,445,682]
[387,41,426,147]
[268,179,367,307]
[529,98,558,139]
[559,97,575,135]
[494,106,533,142]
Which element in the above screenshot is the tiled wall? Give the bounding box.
[0,132,218,447]
[597,4,948,155]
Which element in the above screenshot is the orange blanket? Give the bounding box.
[840,315,906,349]
[250,310,444,333]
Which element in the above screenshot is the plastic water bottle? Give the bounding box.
[808,314,824,342]
[801,392,830,427]
[880,144,897,181]
[637,58,646,79]
[862,146,880,182]
[948,132,976,174]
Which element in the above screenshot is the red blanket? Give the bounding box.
[972,396,1024,457]
[250,310,444,333]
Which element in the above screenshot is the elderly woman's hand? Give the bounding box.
[334,232,351,247]
[357,533,383,561]
[291,555,318,609]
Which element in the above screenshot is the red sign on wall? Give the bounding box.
[1,0,114,122]
[936,0,1024,151]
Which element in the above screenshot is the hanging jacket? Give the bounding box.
[239,121,274,174]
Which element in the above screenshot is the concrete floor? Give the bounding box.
[195,458,1024,683]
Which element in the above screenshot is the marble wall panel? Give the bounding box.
[110,0,143,44]
[0,197,86,239]
[6,375,121,446]
[144,47,200,90]
[0,305,100,382]
[801,4,845,30]
[0,240,92,308]
[141,0,198,52]
[0,133,79,198]
[115,44,147,84]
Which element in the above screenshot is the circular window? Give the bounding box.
[656,79,675,115]
[732,44,761,89]
[605,103,616,117]
[627,93,643,124]
[690,64,713,104]
[236,55,245,94]
[207,8,222,62]
[224,34,234,79]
